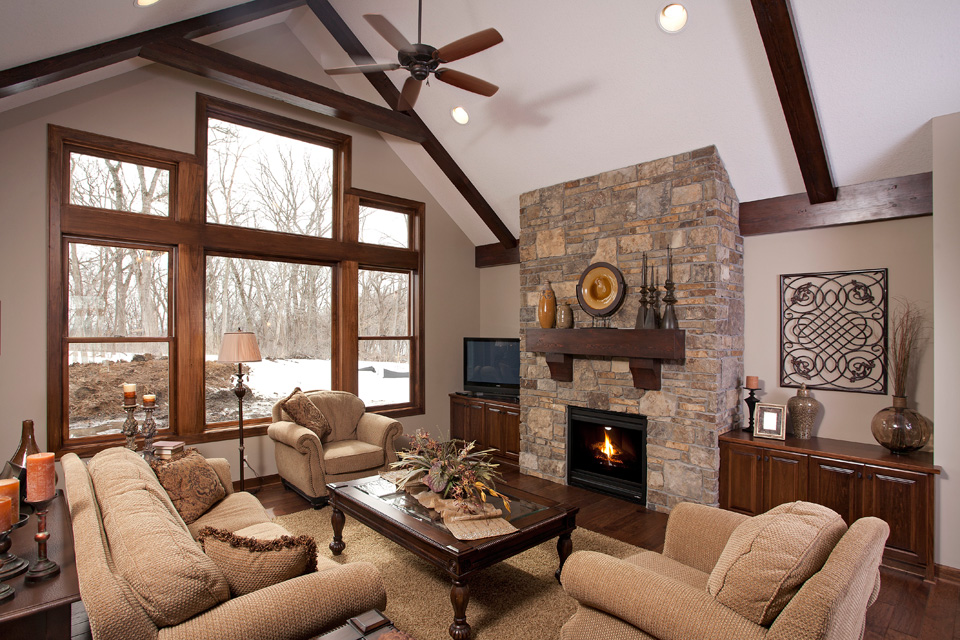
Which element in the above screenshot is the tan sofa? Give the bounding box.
[268,390,403,507]
[560,501,889,640]
[62,447,387,640]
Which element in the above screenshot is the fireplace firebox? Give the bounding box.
[567,406,647,504]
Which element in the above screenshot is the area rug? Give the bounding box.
[274,508,642,640]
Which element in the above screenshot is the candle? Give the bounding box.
[123,383,137,405]
[746,376,760,390]
[26,452,56,502]
[642,252,647,287]
[0,478,19,521]
[143,394,156,408]
[0,496,10,532]
[667,247,673,281]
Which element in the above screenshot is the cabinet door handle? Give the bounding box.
[764,456,769,461]
[857,471,862,479]
[757,455,761,461]
[867,473,872,479]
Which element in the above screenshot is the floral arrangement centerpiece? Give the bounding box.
[391,430,510,512]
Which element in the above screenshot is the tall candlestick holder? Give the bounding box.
[141,405,157,459]
[636,252,649,329]
[662,248,678,329]
[24,490,61,582]
[0,528,15,603]
[0,510,29,581]
[122,404,139,451]
[744,387,760,433]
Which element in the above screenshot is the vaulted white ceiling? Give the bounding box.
[2,0,958,245]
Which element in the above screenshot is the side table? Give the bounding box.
[0,493,80,639]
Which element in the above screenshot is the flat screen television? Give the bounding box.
[463,337,521,397]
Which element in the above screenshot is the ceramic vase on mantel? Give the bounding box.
[870,396,931,454]
[538,280,557,329]
[787,384,821,439]
[556,302,574,329]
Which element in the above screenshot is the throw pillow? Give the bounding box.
[150,448,226,524]
[198,523,318,596]
[280,387,332,440]
[707,501,847,626]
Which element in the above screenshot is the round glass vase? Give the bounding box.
[870,396,931,454]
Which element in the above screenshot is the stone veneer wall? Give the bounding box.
[518,146,744,511]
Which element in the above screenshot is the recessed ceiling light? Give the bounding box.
[658,4,688,33]
[135,0,162,7]
[451,106,469,125]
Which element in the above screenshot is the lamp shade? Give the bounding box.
[218,330,262,363]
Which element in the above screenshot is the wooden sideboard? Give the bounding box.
[449,393,520,464]
[719,430,940,581]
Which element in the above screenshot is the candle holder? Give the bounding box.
[662,279,678,330]
[744,388,760,433]
[24,490,61,582]
[122,404,140,451]
[141,406,157,459]
[0,528,15,604]
[0,512,29,581]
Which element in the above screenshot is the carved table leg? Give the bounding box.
[556,532,573,583]
[330,507,345,555]
[449,578,471,640]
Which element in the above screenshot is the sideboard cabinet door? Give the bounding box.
[720,442,762,516]
[862,465,930,572]
[762,449,808,512]
[808,456,861,525]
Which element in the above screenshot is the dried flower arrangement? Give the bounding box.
[391,430,510,511]
[889,300,927,397]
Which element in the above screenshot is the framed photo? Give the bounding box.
[754,403,787,440]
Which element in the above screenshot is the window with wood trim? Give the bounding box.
[48,95,425,457]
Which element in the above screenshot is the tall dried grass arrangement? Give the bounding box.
[889,301,926,397]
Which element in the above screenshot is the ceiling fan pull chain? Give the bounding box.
[418,0,423,45]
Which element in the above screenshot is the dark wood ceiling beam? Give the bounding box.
[139,39,424,142]
[740,172,931,236]
[751,0,836,204]
[475,242,520,268]
[306,0,518,250]
[0,0,305,98]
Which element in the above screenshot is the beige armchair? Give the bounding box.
[268,390,403,507]
[560,501,889,640]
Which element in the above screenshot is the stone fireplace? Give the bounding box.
[567,406,647,503]
[518,146,744,511]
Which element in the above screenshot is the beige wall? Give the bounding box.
[0,24,482,478]
[743,217,934,443]
[478,263,521,338]
[933,111,960,569]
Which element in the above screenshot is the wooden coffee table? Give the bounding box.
[327,477,578,640]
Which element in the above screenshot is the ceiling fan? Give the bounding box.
[325,0,503,111]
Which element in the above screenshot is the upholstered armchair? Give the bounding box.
[560,501,889,640]
[268,390,403,507]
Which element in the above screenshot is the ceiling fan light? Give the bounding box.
[135,0,162,6]
[658,4,688,33]
[451,107,470,125]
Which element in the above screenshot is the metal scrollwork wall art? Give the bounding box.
[780,268,887,394]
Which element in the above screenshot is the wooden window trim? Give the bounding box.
[48,97,426,458]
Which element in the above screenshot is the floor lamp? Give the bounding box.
[217,329,262,492]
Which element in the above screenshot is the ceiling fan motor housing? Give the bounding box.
[399,43,440,80]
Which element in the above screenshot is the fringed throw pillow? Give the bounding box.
[198,522,318,596]
[280,387,333,440]
[150,448,226,524]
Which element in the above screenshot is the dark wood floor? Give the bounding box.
[72,468,960,639]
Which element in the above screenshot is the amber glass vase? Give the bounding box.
[2,420,41,505]
[870,396,931,454]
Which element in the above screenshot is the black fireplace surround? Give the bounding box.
[567,406,647,504]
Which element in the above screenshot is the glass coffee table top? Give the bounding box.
[355,476,549,534]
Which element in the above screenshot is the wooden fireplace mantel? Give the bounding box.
[525,328,685,390]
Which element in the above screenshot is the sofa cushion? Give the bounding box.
[323,439,385,476]
[187,491,272,538]
[707,501,847,626]
[88,447,230,627]
[308,390,366,442]
[280,387,332,441]
[150,449,226,524]
[198,523,317,596]
[625,551,710,591]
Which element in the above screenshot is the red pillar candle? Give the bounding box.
[0,478,19,520]
[0,496,11,532]
[123,383,137,406]
[745,376,760,390]
[26,452,56,502]
[142,394,156,408]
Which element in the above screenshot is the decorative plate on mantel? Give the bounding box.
[577,262,626,318]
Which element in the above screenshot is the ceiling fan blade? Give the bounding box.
[325,63,401,76]
[397,77,423,111]
[434,68,499,97]
[434,28,503,63]
[364,14,416,54]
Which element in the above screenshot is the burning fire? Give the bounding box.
[592,432,623,465]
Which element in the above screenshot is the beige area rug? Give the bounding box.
[274,508,641,640]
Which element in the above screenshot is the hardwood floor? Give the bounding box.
[71,469,960,639]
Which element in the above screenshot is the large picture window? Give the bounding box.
[48,96,425,456]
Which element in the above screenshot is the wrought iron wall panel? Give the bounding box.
[780,269,887,394]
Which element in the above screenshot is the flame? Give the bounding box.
[592,432,623,465]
